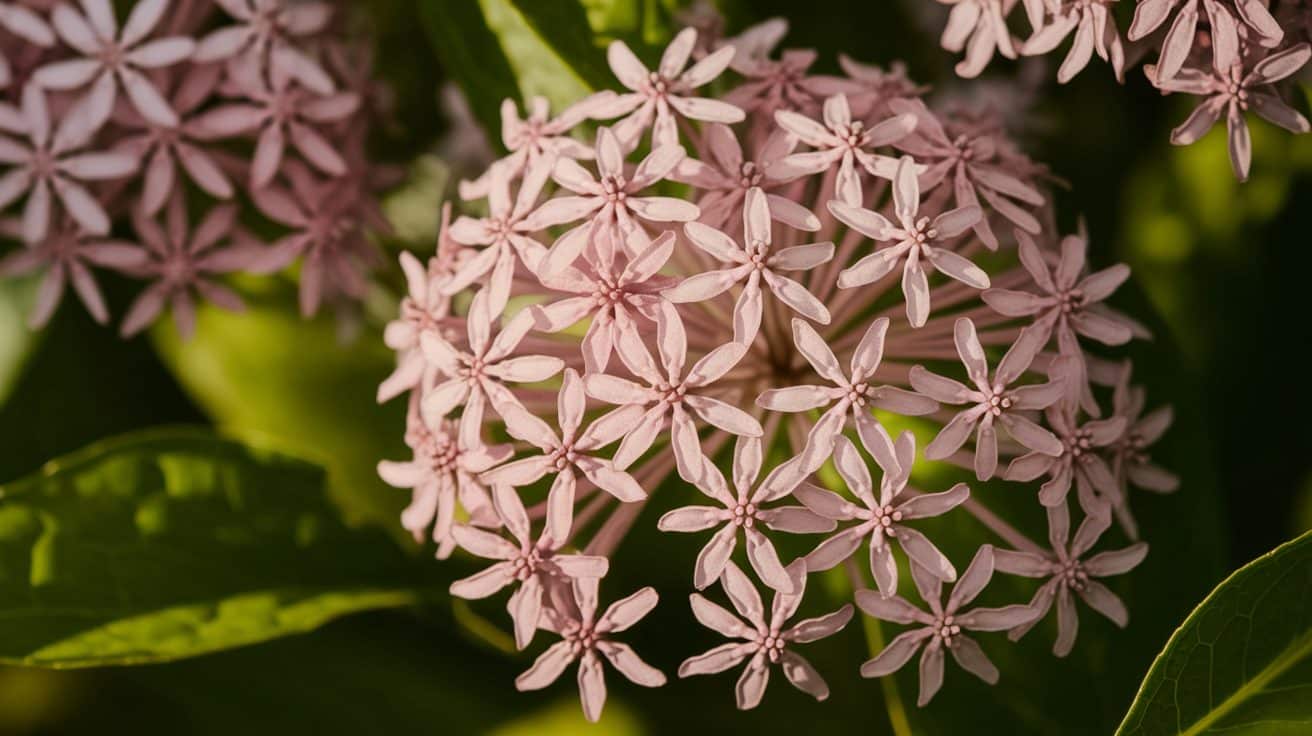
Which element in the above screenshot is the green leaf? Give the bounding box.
[1116,530,1312,736]
[508,0,613,90]
[0,429,432,668]
[418,0,523,143]
[0,275,40,407]
[150,290,408,535]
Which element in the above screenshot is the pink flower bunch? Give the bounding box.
[0,0,392,337]
[378,18,1174,721]
[934,0,1311,180]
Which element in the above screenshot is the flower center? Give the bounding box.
[548,443,579,471]
[754,627,786,663]
[730,501,759,528]
[1063,428,1094,458]
[985,386,1014,417]
[591,277,625,308]
[839,121,867,149]
[567,625,600,657]
[655,381,687,405]
[933,615,961,646]
[1055,559,1090,590]
[738,162,763,188]
[1058,288,1087,315]
[872,503,903,536]
[511,546,548,581]
[909,216,938,246]
[601,175,628,203]
[423,433,460,473]
[643,71,671,97]
[847,382,871,407]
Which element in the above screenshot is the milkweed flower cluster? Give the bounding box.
[934,0,1312,180]
[378,18,1175,721]
[0,0,392,337]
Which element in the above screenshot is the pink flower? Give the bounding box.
[377,410,507,558]
[445,156,554,311]
[757,317,937,470]
[601,27,744,148]
[678,561,853,710]
[378,246,462,403]
[937,0,1019,78]
[483,368,648,511]
[459,95,606,201]
[516,579,664,723]
[449,484,609,649]
[1107,362,1178,538]
[120,194,256,339]
[798,432,970,595]
[836,55,927,116]
[249,163,383,316]
[1129,0,1283,82]
[195,0,337,95]
[111,63,237,215]
[0,219,142,326]
[772,92,917,205]
[1150,43,1312,181]
[582,301,761,482]
[1021,0,1125,83]
[419,288,565,447]
[663,187,833,343]
[857,546,1036,705]
[0,2,55,88]
[889,97,1046,249]
[1006,403,1125,514]
[530,229,674,373]
[721,26,850,116]
[0,83,138,243]
[192,66,361,187]
[34,0,196,133]
[829,155,987,327]
[994,503,1148,656]
[529,126,697,276]
[910,318,1065,480]
[659,435,833,592]
[668,124,818,233]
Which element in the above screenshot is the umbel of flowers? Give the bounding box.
[0,0,394,337]
[932,0,1312,181]
[377,18,1173,721]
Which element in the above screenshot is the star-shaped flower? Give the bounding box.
[659,435,833,592]
[982,228,1148,413]
[1106,362,1178,539]
[601,27,744,148]
[857,546,1035,705]
[449,484,609,649]
[1005,404,1125,515]
[445,155,554,312]
[0,83,138,243]
[889,97,1046,249]
[528,126,697,276]
[757,317,937,471]
[1149,43,1311,181]
[377,233,463,403]
[583,301,761,482]
[909,318,1065,480]
[668,124,818,234]
[829,155,986,328]
[192,65,361,187]
[377,410,508,559]
[195,0,337,95]
[516,578,664,723]
[994,503,1148,656]
[483,368,648,518]
[112,63,236,215]
[679,561,853,710]
[0,219,143,327]
[34,0,196,133]
[663,187,834,343]
[459,94,608,200]
[1021,0,1125,84]
[772,93,917,205]
[420,288,566,448]
[120,194,257,339]
[530,229,674,373]
[797,432,970,596]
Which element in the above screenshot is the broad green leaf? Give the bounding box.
[150,290,408,534]
[508,0,614,91]
[1117,530,1312,736]
[418,0,523,143]
[0,430,432,667]
[480,0,592,110]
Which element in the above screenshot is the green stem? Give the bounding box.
[843,560,913,736]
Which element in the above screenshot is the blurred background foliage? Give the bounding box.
[0,0,1309,734]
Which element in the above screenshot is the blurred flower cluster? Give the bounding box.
[0,0,392,337]
[378,16,1177,721]
[934,0,1311,180]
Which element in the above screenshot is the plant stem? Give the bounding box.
[844,559,914,736]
